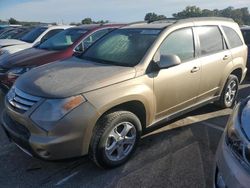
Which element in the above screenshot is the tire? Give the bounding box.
[216,75,239,108]
[89,111,142,169]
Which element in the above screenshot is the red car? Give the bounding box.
[0,24,124,93]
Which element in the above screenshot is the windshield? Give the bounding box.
[20,27,47,43]
[81,28,161,67]
[38,28,87,51]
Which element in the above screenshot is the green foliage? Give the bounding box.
[172,6,250,25]
[81,18,93,24]
[81,17,109,25]
[8,17,19,24]
[144,12,167,22]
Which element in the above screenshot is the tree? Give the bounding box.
[173,6,202,18]
[9,17,19,24]
[81,18,93,24]
[172,6,250,25]
[144,12,167,22]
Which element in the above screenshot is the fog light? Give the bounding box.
[216,168,226,188]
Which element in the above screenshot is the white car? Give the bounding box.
[0,25,71,59]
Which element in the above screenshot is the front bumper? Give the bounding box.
[215,133,250,188]
[1,99,100,160]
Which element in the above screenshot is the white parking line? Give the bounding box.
[187,117,225,132]
[55,171,79,186]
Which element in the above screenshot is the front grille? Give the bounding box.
[7,87,41,113]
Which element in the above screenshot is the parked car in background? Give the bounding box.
[0,27,16,37]
[241,27,250,71]
[0,27,33,40]
[0,25,71,57]
[1,17,247,168]
[0,24,124,92]
[214,97,250,188]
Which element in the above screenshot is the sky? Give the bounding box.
[0,0,249,24]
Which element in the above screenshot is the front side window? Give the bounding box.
[196,26,224,56]
[39,28,87,51]
[159,28,194,62]
[81,29,161,66]
[223,26,243,48]
[82,29,111,49]
[21,27,47,43]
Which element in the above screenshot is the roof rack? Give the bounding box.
[177,17,234,23]
[126,21,148,26]
[149,18,177,24]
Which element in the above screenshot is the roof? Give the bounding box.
[123,17,236,29]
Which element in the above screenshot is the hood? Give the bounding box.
[0,47,59,68]
[0,39,27,48]
[16,57,136,98]
[0,43,33,60]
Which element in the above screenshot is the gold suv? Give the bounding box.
[1,17,248,168]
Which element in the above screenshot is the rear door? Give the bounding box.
[194,26,232,102]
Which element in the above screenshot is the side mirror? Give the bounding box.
[154,54,181,69]
[73,49,84,57]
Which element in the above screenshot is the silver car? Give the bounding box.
[215,97,250,188]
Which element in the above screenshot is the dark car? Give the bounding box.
[0,27,33,40]
[0,24,124,92]
[241,27,250,70]
[214,97,250,188]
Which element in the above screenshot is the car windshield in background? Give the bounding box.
[0,28,29,39]
[81,29,161,67]
[242,30,250,45]
[38,28,87,51]
[20,27,47,43]
[12,28,33,39]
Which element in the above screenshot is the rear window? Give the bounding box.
[223,26,243,48]
[21,27,47,43]
[196,26,225,56]
[242,30,250,45]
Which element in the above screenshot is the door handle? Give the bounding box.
[223,55,230,60]
[191,66,200,73]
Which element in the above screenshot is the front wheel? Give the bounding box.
[217,75,239,108]
[89,111,141,168]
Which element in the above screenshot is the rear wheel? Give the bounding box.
[216,75,239,108]
[89,111,141,168]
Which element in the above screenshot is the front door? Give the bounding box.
[153,27,201,119]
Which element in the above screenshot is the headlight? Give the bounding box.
[226,99,250,168]
[7,67,33,77]
[31,95,86,131]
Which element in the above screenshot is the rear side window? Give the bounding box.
[159,28,195,62]
[242,30,250,45]
[196,26,224,56]
[223,26,243,48]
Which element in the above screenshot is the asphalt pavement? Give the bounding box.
[0,80,249,188]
